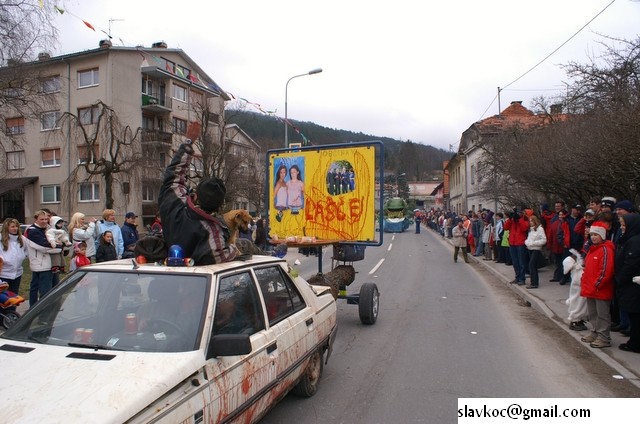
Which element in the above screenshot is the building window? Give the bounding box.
[42,184,61,203]
[41,111,61,131]
[142,78,153,95]
[78,106,100,125]
[172,117,187,134]
[79,182,100,202]
[470,164,475,185]
[41,76,61,93]
[41,148,61,167]
[78,68,99,88]
[142,183,156,202]
[173,84,187,102]
[3,87,24,98]
[5,117,25,135]
[6,151,25,170]
[78,144,98,164]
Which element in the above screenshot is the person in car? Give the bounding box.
[158,141,238,265]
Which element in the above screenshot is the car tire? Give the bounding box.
[292,349,323,397]
[358,282,379,325]
[2,311,20,329]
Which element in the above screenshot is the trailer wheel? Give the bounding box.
[358,283,379,325]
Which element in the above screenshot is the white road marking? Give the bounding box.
[369,258,385,275]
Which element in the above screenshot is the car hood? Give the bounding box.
[2,341,204,423]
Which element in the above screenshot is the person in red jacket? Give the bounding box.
[504,208,530,285]
[548,209,571,284]
[580,222,616,349]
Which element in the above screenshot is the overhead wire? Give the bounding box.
[478,0,617,120]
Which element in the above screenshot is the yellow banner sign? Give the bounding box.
[268,145,377,243]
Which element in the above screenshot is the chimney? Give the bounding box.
[38,52,51,61]
[99,39,112,49]
[152,41,168,49]
[550,104,563,114]
[511,101,523,105]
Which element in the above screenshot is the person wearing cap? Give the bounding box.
[614,213,640,353]
[159,141,238,265]
[548,209,571,284]
[580,221,616,349]
[121,212,139,259]
[573,208,596,248]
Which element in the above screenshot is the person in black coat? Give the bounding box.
[614,213,640,353]
[96,231,118,263]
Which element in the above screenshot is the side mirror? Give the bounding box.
[206,334,252,359]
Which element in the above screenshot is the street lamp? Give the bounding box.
[395,173,406,197]
[284,67,322,147]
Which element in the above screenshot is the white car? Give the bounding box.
[0,255,337,423]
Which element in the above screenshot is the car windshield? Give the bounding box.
[3,270,210,353]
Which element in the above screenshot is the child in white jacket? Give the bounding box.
[46,216,71,273]
[564,248,588,331]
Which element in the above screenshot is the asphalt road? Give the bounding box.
[260,229,640,424]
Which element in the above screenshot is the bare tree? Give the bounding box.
[476,36,640,207]
[58,101,144,209]
[1,0,59,172]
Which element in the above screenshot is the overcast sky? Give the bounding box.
[52,0,639,151]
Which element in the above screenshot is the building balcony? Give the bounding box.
[141,93,172,113]
[141,129,173,145]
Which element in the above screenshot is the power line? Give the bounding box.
[501,0,617,90]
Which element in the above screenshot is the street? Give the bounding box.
[260,229,640,424]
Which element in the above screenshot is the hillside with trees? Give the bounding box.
[226,109,451,181]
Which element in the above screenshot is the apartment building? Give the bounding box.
[1,40,258,227]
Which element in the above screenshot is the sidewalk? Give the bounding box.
[439,232,640,389]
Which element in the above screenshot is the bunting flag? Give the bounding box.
[175,67,185,78]
[39,0,44,8]
[233,97,312,145]
[54,5,64,14]
[83,20,96,31]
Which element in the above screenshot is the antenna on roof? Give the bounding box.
[108,18,124,39]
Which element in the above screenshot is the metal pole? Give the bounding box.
[284,68,322,148]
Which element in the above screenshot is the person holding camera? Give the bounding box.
[452,218,470,263]
[504,208,530,285]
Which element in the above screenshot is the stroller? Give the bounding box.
[0,281,25,329]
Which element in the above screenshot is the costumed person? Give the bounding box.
[46,216,72,273]
[564,249,588,331]
[158,140,238,265]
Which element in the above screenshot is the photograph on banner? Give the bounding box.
[268,143,379,243]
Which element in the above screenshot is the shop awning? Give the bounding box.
[0,176,38,196]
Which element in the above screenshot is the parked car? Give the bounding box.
[0,255,337,423]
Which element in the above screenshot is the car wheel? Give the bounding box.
[358,282,379,325]
[2,311,21,329]
[292,349,324,397]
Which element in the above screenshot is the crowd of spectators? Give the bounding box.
[420,196,640,354]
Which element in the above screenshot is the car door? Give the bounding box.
[253,264,316,388]
[204,270,277,423]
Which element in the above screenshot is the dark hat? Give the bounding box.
[572,204,582,209]
[196,177,226,213]
[615,200,635,213]
[125,212,138,219]
[601,196,616,208]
